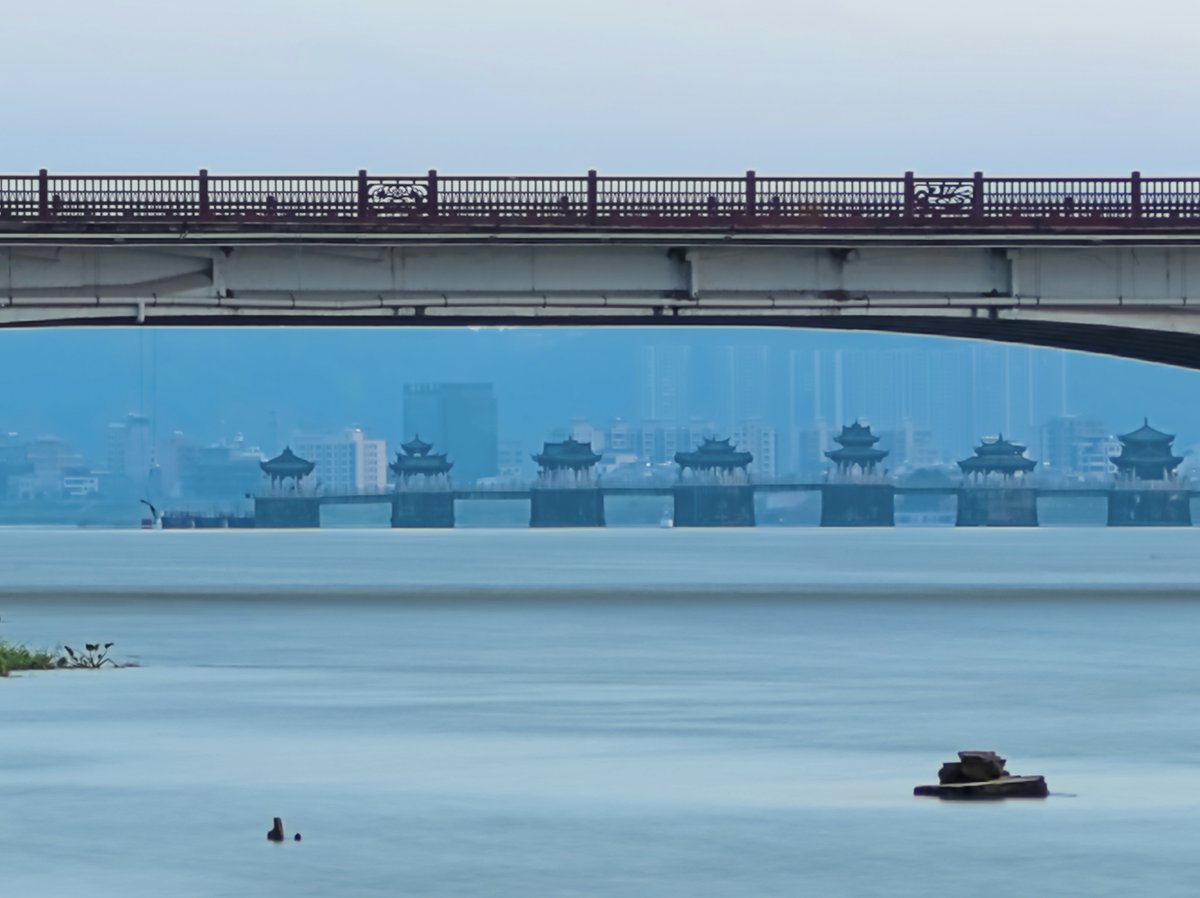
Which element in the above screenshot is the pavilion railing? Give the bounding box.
[4,170,1200,226]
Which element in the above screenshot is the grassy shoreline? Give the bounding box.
[0,640,59,676]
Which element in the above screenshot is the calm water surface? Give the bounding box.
[2,529,1199,897]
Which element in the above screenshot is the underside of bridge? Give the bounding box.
[3,307,1197,368]
[3,237,1200,368]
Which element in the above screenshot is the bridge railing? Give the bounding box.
[5,170,1200,227]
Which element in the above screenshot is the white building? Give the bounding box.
[732,419,777,480]
[107,413,154,494]
[293,428,387,493]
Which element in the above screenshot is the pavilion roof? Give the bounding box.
[401,435,434,456]
[533,438,601,468]
[1119,419,1175,444]
[674,437,752,469]
[958,436,1035,474]
[390,451,452,476]
[834,421,881,447]
[825,446,888,464]
[971,435,1029,456]
[260,447,315,478]
[959,454,1036,473]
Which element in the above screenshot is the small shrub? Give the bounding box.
[61,643,117,669]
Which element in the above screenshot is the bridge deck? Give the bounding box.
[4,170,1200,238]
[297,485,1184,504]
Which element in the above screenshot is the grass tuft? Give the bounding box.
[0,640,60,677]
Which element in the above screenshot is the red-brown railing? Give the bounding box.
[3,170,1200,228]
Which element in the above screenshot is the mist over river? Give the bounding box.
[3,528,1199,897]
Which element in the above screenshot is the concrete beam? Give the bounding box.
[5,241,1200,367]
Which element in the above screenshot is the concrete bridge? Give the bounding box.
[5,170,1200,366]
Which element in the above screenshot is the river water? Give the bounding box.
[2,528,1199,897]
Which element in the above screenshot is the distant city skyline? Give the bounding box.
[0,328,1198,506]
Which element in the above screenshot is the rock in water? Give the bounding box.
[915,751,1047,800]
[938,762,965,784]
[914,776,1048,799]
[957,750,1009,781]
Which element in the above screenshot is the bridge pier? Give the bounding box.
[956,488,1038,527]
[820,484,895,526]
[1106,489,1192,526]
[672,485,755,527]
[391,491,455,528]
[254,496,321,528]
[529,488,605,527]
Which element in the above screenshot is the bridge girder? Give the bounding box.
[2,237,1200,367]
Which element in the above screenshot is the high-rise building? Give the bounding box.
[879,422,941,472]
[8,436,89,500]
[1040,416,1117,480]
[618,418,718,466]
[637,346,690,422]
[607,419,637,454]
[497,439,532,481]
[570,420,606,453]
[718,344,771,430]
[178,436,266,500]
[403,383,499,483]
[106,413,154,496]
[732,419,777,480]
[785,344,1069,466]
[790,426,832,477]
[292,428,387,493]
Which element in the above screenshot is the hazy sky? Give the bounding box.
[5,0,1199,176]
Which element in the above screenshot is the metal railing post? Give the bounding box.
[37,168,49,220]
[903,171,915,219]
[1130,170,1142,220]
[427,169,438,216]
[972,171,984,222]
[587,169,598,223]
[357,169,369,219]
[745,169,757,217]
[198,168,210,219]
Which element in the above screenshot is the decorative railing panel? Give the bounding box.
[4,170,1200,229]
[983,178,1133,220]
[757,176,906,219]
[437,175,588,219]
[207,175,358,219]
[48,175,199,219]
[597,176,747,219]
[0,176,39,218]
[1142,178,1200,219]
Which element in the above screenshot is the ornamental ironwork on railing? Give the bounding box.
[2,170,1200,228]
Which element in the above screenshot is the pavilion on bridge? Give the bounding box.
[820,421,894,526]
[956,435,1038,527]
[673,437,752,483]
[672,437,755,526]
[825,421,888,479]
[530,437,604,527]
[260,447,315,491]
[533,438,602,486]
[390,436,453,488]
[390,436,456,528]
[1111,420,1183,481]
[1108,419,1190,526]
[957,436,1037,483]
